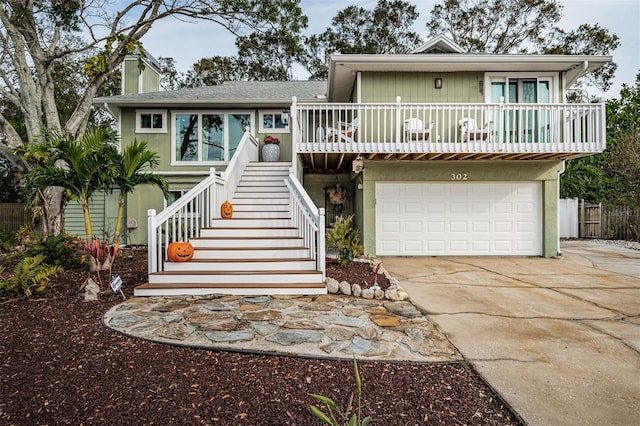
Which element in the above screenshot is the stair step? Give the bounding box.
[149,270,323,284]
[193,247,309,259]
[200,227,298,238]
[164,258,316,272]
[238,181,286,187]
[232,192,289,199]
[235,187,288,194]
[233,204,290,212]
[232,211,291,219]
[210,218,292,228]
[134,282,326,297]
[231,199,289,209]
[190,236,304,248]
[241,175,286,180]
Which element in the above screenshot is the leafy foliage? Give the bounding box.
[309,357,372,426]
[427,0,562,53]
[23,234,83,268]
[543,23,620,92]
[425,0,618,91]
[326,216,364,266]
[22,127,121,239]
[0,255,61,297]
[302,0,421,79]
[0,156,22,202]
[562,71,640,204]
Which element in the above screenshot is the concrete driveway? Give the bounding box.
[382,240,640,426]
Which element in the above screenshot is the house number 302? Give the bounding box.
[451,173,468,181]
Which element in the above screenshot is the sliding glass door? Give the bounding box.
[490,77,552,143]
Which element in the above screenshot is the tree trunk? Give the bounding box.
[41,186,65,236]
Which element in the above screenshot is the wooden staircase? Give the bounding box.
[134,162,326,296]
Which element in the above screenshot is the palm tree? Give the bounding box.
[25,127,120,242]
[112,139,169,244]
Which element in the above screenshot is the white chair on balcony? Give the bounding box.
[326,117,359,142]
[459,118,492,142]
[404,118,432,141]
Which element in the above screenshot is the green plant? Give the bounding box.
[0,255,61,297]
[23,234,83,267]
[310,357,372,426]
[326,215,364,266]
[0,231,17,253]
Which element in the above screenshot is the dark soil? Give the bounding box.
[0,249,522,425]
[326,258,392,291]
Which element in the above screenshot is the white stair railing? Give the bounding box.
[285,170,326,279]
[147,132,259,273]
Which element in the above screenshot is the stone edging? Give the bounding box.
[325,258,410,302]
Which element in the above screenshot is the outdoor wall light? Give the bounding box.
[281,110,289,125]
[434,78,443,89]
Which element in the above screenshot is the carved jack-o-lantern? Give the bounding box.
[221,200,233,219]
[167,241,194,262]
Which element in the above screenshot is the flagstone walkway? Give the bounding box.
[103,294,461,363]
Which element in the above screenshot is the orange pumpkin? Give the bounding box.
[167,241,194,262]
[221,200,233,219]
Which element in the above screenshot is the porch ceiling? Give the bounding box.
[299,151,592,174]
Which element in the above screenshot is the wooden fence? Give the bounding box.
[578,201,640,241]
[0,203,29,232]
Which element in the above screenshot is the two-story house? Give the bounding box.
[94,35,611,296]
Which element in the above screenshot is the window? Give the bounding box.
[486,73,556,143]
[259,110,289,133]
[136,110,167,133]
[172,111,253,164]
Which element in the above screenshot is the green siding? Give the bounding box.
[354,160,563,258]
[126,176,206,245]
[360,72,485,103]
[123,58,160,95]
[64,191,120,239]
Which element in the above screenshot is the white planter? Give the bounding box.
[262,143,280,162]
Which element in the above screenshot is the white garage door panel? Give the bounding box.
[376,182,542,256]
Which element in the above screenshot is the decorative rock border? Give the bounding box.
[326,258,410,302]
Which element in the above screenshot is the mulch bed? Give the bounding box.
[0,249,522,425]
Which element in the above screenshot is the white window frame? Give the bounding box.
[484,72,558,104]
[136,109,167,133]
[171,110,254,166]
[258,110,290,133]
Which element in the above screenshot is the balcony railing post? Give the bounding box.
[396,96,402,143]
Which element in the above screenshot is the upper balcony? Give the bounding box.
[292,97,606,173]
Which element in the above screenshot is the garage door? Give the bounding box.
[376,182,542,256]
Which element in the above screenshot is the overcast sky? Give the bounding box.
[140,0,640,99]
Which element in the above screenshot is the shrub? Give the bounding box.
[0,255,61,297]
[326,215,363,266]
[0,231,17,253]
[23,234,83,267]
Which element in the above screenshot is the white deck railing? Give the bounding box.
[293,97,606,155]
[285,170,326,278]
[147,132,258,274]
